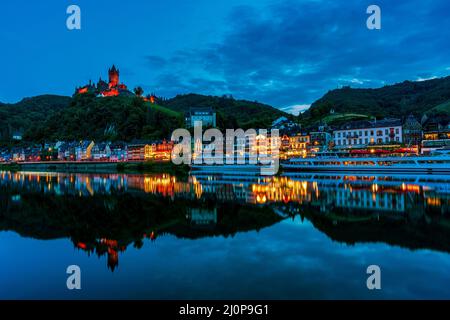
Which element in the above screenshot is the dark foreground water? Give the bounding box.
[0,170,449,299]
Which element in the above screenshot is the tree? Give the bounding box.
[133,86,144,97]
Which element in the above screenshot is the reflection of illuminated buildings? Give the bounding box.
[0,172,199,199]
[336,185,405,212]
[1,171,448,214]
[0,172,128,196]
[192,175,251,202]
[127,174,196,198]
[187,207,217,228]
[251,177,313,204]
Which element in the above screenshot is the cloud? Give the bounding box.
[144,56,168,69]
[417,76,438,82]
[144,0,450,109]
[280,104,311,115]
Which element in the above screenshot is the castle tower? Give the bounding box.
[108,65,119,88]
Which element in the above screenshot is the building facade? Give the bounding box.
[402,115,422,146]
[185,107,217,128]
[333,119,403,149]
[309,131,332,153]
[127,144,147,161]
[421,117,450,154]
[75,141,95,161]
[92,143,112,160]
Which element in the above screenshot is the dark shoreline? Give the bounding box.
[0,161,190,176]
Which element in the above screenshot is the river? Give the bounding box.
[0,170,449,299]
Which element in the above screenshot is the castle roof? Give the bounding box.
[109,65,119,73]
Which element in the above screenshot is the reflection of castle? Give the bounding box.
[76,238,127,272]
[75,65,133,97]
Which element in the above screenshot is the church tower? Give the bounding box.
[108,65,119,88]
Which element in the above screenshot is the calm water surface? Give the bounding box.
[0,170,449,299]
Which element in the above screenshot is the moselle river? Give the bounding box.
[0,170,449,299]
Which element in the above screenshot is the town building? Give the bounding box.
[280,134,310,158]
[11,147,25,162]
[0,148,11,162]
[24,146,41,162]
[152,140,174,161]
[402,114,422,147]
[110,143,127,162]
[57,142,77,161]
[185,107,216,128]
[127,144,147,161]
[309,131,332,153]
[92,143,112,160]
[333,118,403,149]
[75,141,95,161]
[421,116,450,154]
[271,117,301,135]
[290,134,310,157]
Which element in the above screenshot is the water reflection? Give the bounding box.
[0,171,449,272]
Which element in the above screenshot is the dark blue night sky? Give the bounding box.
[0,0,449,113]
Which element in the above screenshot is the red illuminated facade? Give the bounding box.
[75,65,132,98]
[108,65,119,88]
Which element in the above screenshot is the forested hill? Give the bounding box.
[305,76,450,123]
[0,93,288,143]
[0,95,71,140]
[159,93,288,128]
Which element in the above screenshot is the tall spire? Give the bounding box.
[109,64,118,73]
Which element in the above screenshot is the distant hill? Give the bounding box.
[159,93,288,129]
[0,92,287,143]
[0,95,71,141]
[304,76,450,125]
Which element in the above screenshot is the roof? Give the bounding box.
[337,118,402,131]
[271,116,289,127]
[187,107,214,116]
[93,143,109,151]
[79,141,94,148]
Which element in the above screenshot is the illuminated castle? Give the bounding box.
[75,65,133,97]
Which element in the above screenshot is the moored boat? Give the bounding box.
[283,154,450,174]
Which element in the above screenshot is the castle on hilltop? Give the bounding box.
[75,65,133,97]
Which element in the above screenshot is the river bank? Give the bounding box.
[1,161,190,176]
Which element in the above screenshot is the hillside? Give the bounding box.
[0,95,71,140]
[159,93,288,129]
[31,94,183,142]
[305,76,450,124]
[1,92,287,143]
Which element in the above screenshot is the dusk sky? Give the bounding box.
[0,0,449,114]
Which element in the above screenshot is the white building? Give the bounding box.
[185,107,216,128]
[333,119,403,149]
[12,132,23,141]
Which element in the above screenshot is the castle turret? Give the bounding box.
[108,65,119,88]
